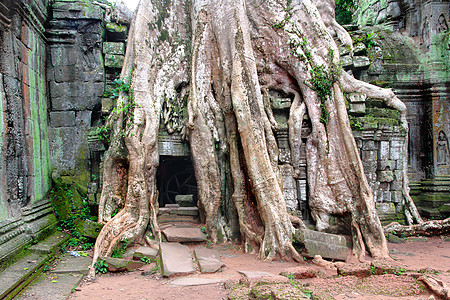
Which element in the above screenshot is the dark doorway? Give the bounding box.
[157,156,198,207]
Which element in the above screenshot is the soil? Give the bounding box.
[70,236,450,300]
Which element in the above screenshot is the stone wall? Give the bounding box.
[353,0,450,217]
[46,0,106,188]
[0,0,56,269]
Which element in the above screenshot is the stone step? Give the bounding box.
[158,206,200,224]
[16,253,91,300]
[162,227,206,243]
[0,232,69,300]
[159,242,195,277]
[28,232,69,255]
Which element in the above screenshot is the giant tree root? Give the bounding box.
[419,275,450,299]
[384,218,450,237]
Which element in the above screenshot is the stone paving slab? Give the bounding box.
[159,242,195,277]
[48,254,91,274]
[0,252,48,299]
[193,247,225,273]
[238,270,275,279]
[170,277,226,286]
[15,272,83,300]
[162,227,206,243]
[28,232,69,255]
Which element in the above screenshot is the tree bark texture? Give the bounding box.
[91,0,422,272]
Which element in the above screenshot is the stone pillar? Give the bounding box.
[47,0,105,187]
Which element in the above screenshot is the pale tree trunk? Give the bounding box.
[91,0,424,275]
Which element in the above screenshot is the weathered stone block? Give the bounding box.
[103,42,124,55]
[159,243,195,277]
[340,55,353,68]
[176,207,200,216]
[105,54,125,69]
[50,111,75,127]
[175,194,194,207]
[106,22,127,34]
[280,165,298,211]
[50,46,78,67]
[50,82,103,111]
[377,160,394,171]
[349,102,366,114]
[389,147,403,160]
[339,45,351,56]
[353,56,370,68]
[53,2,104,19]
[162,227,206,243]
[193,247,225,273]
[362,139,376,150]
[376,202,396,221]
[354,42,367,54]
[133,246,158,260]
[103,257,145,272]
[101,97,114,114]
[295,229,348,261]
[76,219,103,239]
[270,97,292,109]
[379,141,390,160]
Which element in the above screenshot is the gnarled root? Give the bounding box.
[419,275,450,299]
[384,217,450,237]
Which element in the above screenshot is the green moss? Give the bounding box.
[106,22,127,33]
[366,107,401,120]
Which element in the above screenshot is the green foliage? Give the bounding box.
[94,260,108,274]
[111,208,119,218]
[50,178,94,252]
[104,77,132,100]
[370,264,376,275]
[394,268,406,276]
[335,0,355,25]
[201,226,209,239]
[309,58,340,125]
[354,30,378,49]
[90,126,110,142]
[111,239,130,258]
[140,256,154,264]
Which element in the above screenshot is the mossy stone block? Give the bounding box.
[75,219,103,239]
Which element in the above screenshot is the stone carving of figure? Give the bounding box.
[437,14,449,34]
[437,131,449,165]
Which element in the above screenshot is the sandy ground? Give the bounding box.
[69,236,450,300]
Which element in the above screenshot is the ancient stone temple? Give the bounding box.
[0,0,448,270]
[356,0,450,218]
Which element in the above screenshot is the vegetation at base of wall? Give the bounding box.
[89,125,111,143]
[104,77,133,100]
[335,0,356,25]
[49,178,96,253]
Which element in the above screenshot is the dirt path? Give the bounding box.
[70,236,450,299]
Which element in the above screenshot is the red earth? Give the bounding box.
[70,236,450,300]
